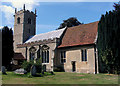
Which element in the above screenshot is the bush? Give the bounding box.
[22,61,34,72]
[34,59,42,73]
[22,58,42,73]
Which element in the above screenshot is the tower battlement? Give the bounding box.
[14,4,37,17]
[13,4,37,52]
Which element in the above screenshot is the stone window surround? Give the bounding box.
[42,50,49,63]
[28,18,32,24]
[60,51,66,64]
[81,49,87,62]
[29,45,50,64]
[17,17,20,24]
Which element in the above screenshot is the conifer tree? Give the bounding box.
[2,26,13,70]
[97,2,120,74]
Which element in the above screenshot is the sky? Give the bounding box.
[0,0,119,34]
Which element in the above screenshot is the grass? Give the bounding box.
[2,72,119,84]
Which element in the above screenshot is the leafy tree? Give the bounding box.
[2,26,13,70]
[97,2,120,74]
[57,17,82,29]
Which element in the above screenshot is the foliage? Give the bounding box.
[113,1,120,11]
[22,58,42,73]
[57,17,82,29]
[2,26,13,70]
[34,58,42,73]
[21,60,34,72]
[97,2,120,74]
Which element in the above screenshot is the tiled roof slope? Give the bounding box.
[58,21,98,48]
[25,28,65,43]
[13,53,26,60]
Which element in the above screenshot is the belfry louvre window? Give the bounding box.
[81,49,87,61]
[60,51,66,63]
[17,17,20,24]
[28,18,31,24]
[42,50,49,63]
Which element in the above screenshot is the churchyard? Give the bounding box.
[2,72,119,84]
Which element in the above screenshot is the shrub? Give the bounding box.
[34,59,42,73]
[21,61,34,72]
[22,58,42,73]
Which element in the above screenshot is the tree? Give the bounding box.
[97,2,120,74]
[2,26,13,70]
[57,17,82,29]
[113,1,120,11]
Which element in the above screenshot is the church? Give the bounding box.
[13,5,99,74]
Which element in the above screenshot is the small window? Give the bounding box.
[60,51,66,64]
[81,49,87,61]
[17,17,20,24]
[28,18,31,24]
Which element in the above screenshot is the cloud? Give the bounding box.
[1,0,39,25]
[0,26,3,29]
[10,0,39,10]
[0,5,14,24]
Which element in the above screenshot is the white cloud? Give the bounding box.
[0,26,3,29]
[1,0,39,25]
[10,0,39,10]
[0,5,14,24]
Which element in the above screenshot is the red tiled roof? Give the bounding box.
[13,53,26,60]
[58,21,98,48]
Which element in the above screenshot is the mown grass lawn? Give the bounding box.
[1,72,119,84]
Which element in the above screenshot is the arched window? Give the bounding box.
[17,17,20,24]
[42,45,49,63]
[28,18,31,24]
[29,46,36,61]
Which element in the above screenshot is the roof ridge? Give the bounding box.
[34,27,65,37]
[67,21,99,29]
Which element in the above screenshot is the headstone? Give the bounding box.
[14,68,27,74]
[1,66,7,75]
[30,65,36,76]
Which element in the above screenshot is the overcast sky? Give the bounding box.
[0,0,118,34]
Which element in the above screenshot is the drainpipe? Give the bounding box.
[94,44,99,74]
[26,47,27,60]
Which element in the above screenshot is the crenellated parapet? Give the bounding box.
[14,4,37,17]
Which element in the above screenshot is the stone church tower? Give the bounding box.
[14,4,37,52]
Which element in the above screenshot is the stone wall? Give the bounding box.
[24,41,57,72]
[56,45,98,74]
[14,10,36,52]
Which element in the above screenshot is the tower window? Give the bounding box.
[28,18,31,24]
[17,17,20,24]
[29,28,30,33]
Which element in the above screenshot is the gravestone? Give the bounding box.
[14,68,27,74]
[1,66,7,75]
[30,65,36,76]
